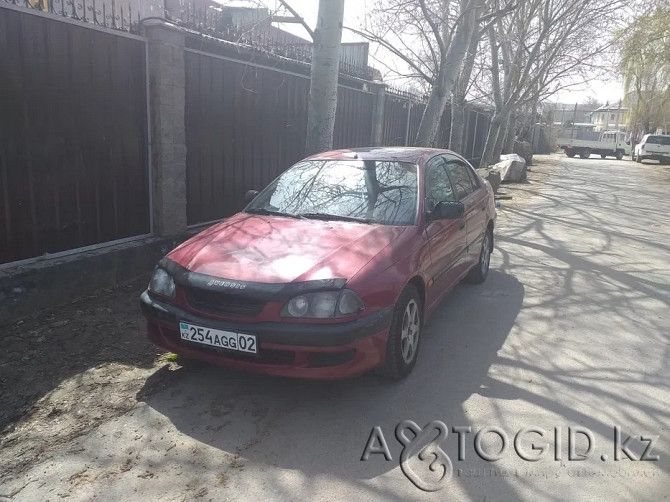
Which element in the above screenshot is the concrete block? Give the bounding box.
[476,166,503,193]
[500,154,527,182]
[514,140,533,166]
[492,159,512,181]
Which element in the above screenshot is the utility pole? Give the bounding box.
[614,98,622,146]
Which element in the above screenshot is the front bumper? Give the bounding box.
[140,291,393,379]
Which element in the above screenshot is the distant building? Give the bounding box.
[589,103,627,132]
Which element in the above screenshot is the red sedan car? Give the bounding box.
[140,147,496,379]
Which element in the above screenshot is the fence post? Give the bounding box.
[471,110,479,159]
[144,21,188,236]
[404,100,413,146]
[370,84,385,146]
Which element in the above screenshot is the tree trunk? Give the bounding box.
[449,15,479,154]
[504,114,517,154]
[491,110,511,162]
[305,0,345,156]
[414,0,478,147]
[479,112,505,168]
[450,100,467,154]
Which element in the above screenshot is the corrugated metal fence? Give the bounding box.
[0,5,150,265]
[0,1,493,263]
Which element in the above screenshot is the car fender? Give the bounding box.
[347,226,431,313]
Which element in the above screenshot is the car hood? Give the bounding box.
[168,213,409,283]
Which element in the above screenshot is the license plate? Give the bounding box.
[179,322,257,354]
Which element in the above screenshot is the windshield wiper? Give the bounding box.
[246,208,303,219]
[299,212,373,224]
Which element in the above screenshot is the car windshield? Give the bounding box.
[246,159,418,225]
[646,136,670,145]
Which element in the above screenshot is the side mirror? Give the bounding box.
[626,140,631,145]
[428,201,464,221]
[244,189,259,204]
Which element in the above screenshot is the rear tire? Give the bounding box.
[616,150,624,160]
[636,155,643,163]
[377,284,422,380]
[566,149,576,158]
[465,228,492,284]
[579,148,590,159]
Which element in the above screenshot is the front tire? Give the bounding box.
[579,148,590,159]
[378,285,422,380]
[465,228,492,284]
[566,149,576,158]
[616,150,624,160]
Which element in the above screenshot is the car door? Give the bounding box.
[444,156,488,267]
[423,156,467,307]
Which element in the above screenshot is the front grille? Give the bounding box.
[184,287,265,318]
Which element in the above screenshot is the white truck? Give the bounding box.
[556,130,631,160]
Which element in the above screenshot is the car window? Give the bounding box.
[247,159,418,225]
[425,158,456,212]
[445,159,475,200]
[647,135,670,146]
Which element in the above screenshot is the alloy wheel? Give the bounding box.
[400,299,420,364]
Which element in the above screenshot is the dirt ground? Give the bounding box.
[0,276,172,481]
[0,155,561,486]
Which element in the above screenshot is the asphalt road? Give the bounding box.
[4,154,670,501]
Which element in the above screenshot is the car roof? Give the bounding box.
[303,147,462,166]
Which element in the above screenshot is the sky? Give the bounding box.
[224,0,625,106]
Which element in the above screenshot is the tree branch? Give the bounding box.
[277,0,315,40]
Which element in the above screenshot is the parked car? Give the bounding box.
[140,147,496,380]
[556,130,630,159]
[632,134,670,164]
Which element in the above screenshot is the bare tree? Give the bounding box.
[274,0,345,155]
[478,0,628,167]
[305,0,345,155]
[352,0,516,147]
[414,0,482,146]
[449,20,481,154]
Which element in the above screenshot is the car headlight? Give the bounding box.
[281,289,364,318]
[148,268,175,298]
